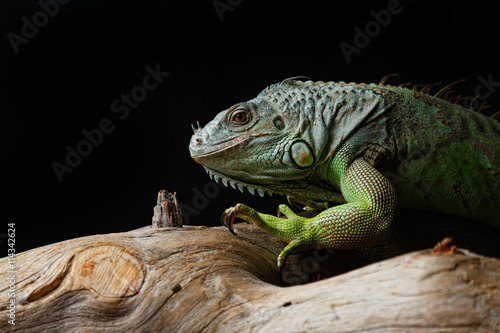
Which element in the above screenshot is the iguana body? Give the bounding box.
[189,78,500,268]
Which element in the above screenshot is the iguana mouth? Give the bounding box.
[191,137,249,163]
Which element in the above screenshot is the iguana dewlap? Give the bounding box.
[189,78,500,268]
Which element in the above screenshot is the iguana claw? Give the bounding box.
[220,206,238,235]
[287,197,305,211]
[220,204,256,235]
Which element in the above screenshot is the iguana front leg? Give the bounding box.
[221,158,399,268]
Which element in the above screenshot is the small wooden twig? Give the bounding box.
[152,190,183,228]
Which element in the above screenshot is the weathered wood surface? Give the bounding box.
[1,221,499,332]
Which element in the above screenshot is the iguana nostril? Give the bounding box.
[195,138,202,145]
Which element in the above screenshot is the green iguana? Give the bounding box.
[189,76,500,268]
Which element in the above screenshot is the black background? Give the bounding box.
[1,0,499,253]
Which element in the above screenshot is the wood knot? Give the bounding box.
[74,245,145,299]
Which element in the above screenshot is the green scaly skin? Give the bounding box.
[189,78,500,268]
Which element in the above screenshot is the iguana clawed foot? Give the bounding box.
[221,203,316,268]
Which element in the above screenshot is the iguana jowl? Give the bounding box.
[189,77,500,268]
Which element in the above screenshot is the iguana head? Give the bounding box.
[189,79,385,203]
[189,79,337,202]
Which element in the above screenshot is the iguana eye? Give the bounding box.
[233,112,247,122]
[229,108,251,125]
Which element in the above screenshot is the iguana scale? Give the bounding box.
[189,77,500,268]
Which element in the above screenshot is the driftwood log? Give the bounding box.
[1,213,500,332]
